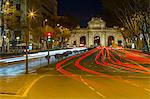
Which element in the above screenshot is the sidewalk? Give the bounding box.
[0,64,60,99]
[0,48,74,59]
[0,74,39,97]
[0,47,87,63]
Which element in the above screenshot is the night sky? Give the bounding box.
[58,0,104,27]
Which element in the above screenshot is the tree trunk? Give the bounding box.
[142,31,149,52]
[124,38,127,48]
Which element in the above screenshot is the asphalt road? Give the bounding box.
[24,75,149,99]
[0,47,150,99]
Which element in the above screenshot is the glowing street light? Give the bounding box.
[16,37,20,51]
[5,1,10,5]
[45,19,48,22]
[121,27,124,31]
[57,24,60,27]
[28,9,37,19]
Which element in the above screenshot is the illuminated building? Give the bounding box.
[0,0,57,51]
[68,17,124,47]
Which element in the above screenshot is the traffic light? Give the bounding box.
[46,32,52,42]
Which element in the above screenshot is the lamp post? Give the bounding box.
[16,36,20,52]
[25,10,36,74]
[44,19,50,65]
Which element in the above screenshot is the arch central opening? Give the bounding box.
[108,36,114,46]
[94,36,100,46]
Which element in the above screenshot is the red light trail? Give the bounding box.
[95,47,150,74]
[56,46,150,79]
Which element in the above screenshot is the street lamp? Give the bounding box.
[45,19,48,22]
[56,24,60,27]
[3,36,6,39]
[16,36,20,52]
[25,10,37,74]
[121,27,124,31]
[5,1,10,6]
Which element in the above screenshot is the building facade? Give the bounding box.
[0,0,57,52]
[68,18,124,47]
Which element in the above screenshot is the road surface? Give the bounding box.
[0,47,150,99]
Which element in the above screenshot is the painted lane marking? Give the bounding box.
[83,82,88,85]
[96,91,105,97]
[0,75,51,98]
[89,86,96,91]
[144,88,150,93]
[22,75,50,97]
[80,76,106,98]
[0,94,24,98]
[123,80,140,87]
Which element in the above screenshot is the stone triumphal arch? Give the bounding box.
[68,18,124,47]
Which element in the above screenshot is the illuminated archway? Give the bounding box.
[108,36,114,46]
[94,36,100,46]
[80,36,86,46]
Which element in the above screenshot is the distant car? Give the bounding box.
[113,46,123,50]
[79,44,85,47]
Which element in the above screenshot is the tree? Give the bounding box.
[102,0,150,51]
[3,2,21,38]
[54,26,71,47]
[31,25,54,49]
[2,2,21,52]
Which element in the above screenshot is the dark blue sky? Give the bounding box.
[58,0,104,27]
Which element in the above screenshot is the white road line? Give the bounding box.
[123,80,140,87]
[96,91,106,98]
[89,86,96,91]
[83,82,88,85]
[144,88,150,93]
[80,76,106,98]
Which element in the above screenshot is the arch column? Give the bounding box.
[101,33,105,46]
[86,33,90,47]
[88,32,94,47]
[76,36,80,47]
